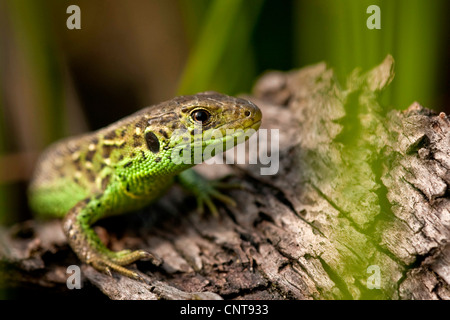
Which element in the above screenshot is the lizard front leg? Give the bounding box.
[62,196,161,280]
[176,169,239,216]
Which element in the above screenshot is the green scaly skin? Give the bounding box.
[28,92,262,280]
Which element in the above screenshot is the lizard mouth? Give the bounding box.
[169,120,261,157]
[248,120,261,131]
[206,119,261,148]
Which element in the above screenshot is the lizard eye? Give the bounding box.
[191,109,211,124]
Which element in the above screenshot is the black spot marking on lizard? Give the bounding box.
[133,134,142,147]
[140,150,146,160]
[159,129,169,139]
[86,169,96,183]
[154,157,161,163]
[118,155,124,161]
[86,149,96,163]
[145,131,160,154]
[175,123,185,130]
[121,129,127,137]
[135,119,147,129]
[73,158,82,171]
[102,145,114,158]
[101,175,111,190]
[104,130,116,140]
[124,161,133,168]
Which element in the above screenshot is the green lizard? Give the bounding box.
[28,92,261,280]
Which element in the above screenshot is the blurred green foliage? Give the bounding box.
[296,0,445,110]
[178,0,446,109]
[178,0,264,95]
[6,0,66,144]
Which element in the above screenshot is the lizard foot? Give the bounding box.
[177,169,244,216]
[64,198,163,281]
[89,249,162,281]
[195,183,238,216]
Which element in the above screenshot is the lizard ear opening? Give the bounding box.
[145,131,160,154]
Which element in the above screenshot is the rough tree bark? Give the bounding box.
[1,56,449,299]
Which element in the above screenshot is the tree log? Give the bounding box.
[1,56,449,300]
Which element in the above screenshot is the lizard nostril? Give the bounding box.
[245,110,251,117]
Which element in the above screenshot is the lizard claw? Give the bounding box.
[177,169,242,216]
[110,249,163,267]
[195,181,239,216]
[87,249,162,280]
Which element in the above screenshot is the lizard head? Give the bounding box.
[143,92,262,167]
